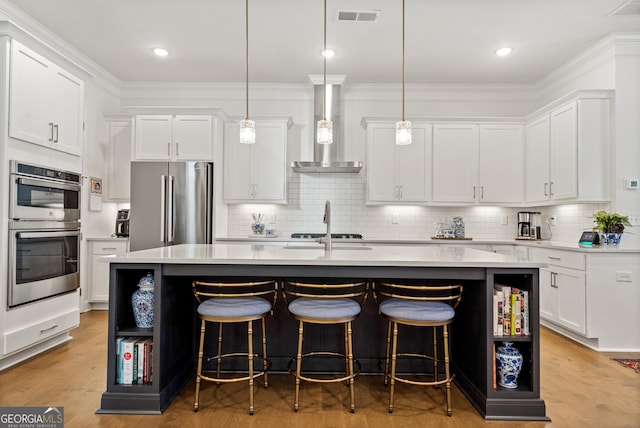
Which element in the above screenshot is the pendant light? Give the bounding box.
[396,0,411,145]
[317,0,333,145]
[239,0,256,144]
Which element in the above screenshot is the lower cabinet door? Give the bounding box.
[555,266,586,335]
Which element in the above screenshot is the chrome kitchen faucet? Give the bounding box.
[317,200,332,251]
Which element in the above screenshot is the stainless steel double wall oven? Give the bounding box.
[8,161,81,308]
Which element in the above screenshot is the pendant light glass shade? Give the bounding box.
[317,119,333,144]
[239,119,256,144]
[396,0,412,146]
[317,0,333,145]
[395,120,412,145]
[239,0,255,144]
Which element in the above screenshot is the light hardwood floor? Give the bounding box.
[0,311,638,428]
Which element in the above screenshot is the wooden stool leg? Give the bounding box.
[262,316,268,388]
[194,318,206,412]
[216,323,223,384]
[384,320,392,386]
[347,321,356,413]
[294,320,304,412]
[433,325,439,386]
[443,324,452,416]
[248,320,254,415]
[389,321,399,413]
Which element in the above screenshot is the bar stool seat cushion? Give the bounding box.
[289,297,361,319]
[379,298,454,322]
[198,297,272,319]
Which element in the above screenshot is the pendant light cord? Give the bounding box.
[245,0,249,121]
[323,0,327,121]
[401,0,405,121]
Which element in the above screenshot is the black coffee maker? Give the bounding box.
[115,209,130,237]
[517,211,541,240]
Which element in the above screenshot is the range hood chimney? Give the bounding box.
[291,78,363,173]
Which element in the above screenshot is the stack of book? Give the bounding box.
[116,337,153,385]
[493,285,530,337]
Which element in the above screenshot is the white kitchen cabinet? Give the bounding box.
[432,124,478,203]
[432,123,523,204]
[134,115,213,161]
[223,117,291,203]
[88,239,129,303]
[524,91,611,204]
[9,39,84,156]
[478,125,523,203]
[104,117,132,202]
[529,247,586,335]
[365,121,432,203]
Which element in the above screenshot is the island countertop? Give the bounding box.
[103,242,545,268]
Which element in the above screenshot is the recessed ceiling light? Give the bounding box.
[322,49,335,58]
[153,47,169,57]
[495,47,513,57]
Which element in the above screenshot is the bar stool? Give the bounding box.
[191,279,277,415]
[374,281,463,416]
[283,280,368,412]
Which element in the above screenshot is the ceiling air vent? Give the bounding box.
[337,10,379,23]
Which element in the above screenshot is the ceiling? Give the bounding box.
[4,0,640,84]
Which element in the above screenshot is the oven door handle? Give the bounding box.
[17,177,81,192]
[16,230,80,239]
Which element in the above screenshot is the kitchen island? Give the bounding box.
[98,243,548,421]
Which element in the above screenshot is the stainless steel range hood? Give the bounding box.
[291,83,363,173]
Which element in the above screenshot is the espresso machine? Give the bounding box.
[517,211,542,240]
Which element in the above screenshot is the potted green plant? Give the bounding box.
[592,210,631,245]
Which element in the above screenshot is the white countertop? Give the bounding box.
[217,237,640,253]
[103,242,544,268]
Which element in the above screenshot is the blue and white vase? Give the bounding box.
[132,273,154,328]
[600,233,622,246]
[496,342,523,389]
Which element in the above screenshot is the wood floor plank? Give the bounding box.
[0,311,638,427]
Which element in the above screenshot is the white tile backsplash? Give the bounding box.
[226,174,607,243]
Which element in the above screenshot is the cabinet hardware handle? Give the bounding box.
[549,181,554,196]
[53,124,59,142]
[548,256,561,261]
[481,186,484,199]
[544,182,548,196]
[399,185,403,199]
[167,142,171,156]
[176,142,179,156]
[473,186,476,199]
[40,324,58,333]
[101,247,117,251]
[49,122,54,142]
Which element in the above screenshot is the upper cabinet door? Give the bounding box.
[223,118,289,203]
[478,125,523,203]
[549,102,578,200]
[48,68,85,155]
[525,116,551,204]
[366,125,399,202]
[172,115,213,160]
[432,124,478,203]
[9,40,50,146]
[9,39,85,156]
[134,115,173,160]
[395,125,431,202]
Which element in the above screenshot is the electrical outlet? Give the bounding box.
[549,217,557,226]
[268,214,276,224]
[616,271,632,282]
[628,215,638,226]
[391,215,399,225]
[500,215,508,225]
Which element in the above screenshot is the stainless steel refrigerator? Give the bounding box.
[129,161,213,251]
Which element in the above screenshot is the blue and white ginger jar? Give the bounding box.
[132,273,154,328]
[496,341,523,389]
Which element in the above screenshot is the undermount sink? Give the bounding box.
[282,245,371,251]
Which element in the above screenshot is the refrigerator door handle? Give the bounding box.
[160,175,166,243]
[168,175,175,242]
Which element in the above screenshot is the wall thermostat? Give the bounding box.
[626,178,638,190]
